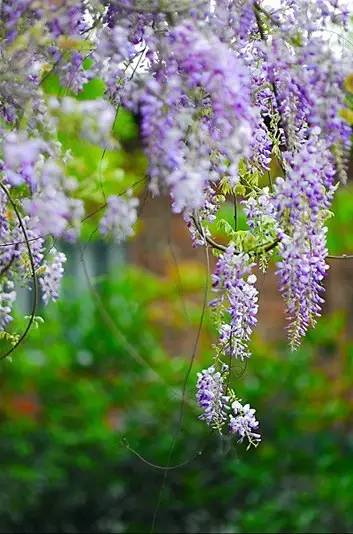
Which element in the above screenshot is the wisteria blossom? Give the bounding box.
[229,400,261,447]
[140,20,254,212]
[100,194,139,243]
[196,365,261,448]
[0,281,16,330]
[0,0,352,447]
[212,249,259,361]
[196,365,229,429]
[273,133,336,345]
[39,249,67,306]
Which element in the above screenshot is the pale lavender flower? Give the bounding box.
[23,188,71,238]
[140,20,254,213]
[242,190,276,232]
[277,227,329,347]
[274,134,334,345]
[249,120,272,171]
[229,400,261,447]
[196,365,229,428]
[3,133,44,187]
[212,249,258,360]
[100,194,139,243]
[0,280,16,330]
[48,3,87,37]
[39,249,66,305]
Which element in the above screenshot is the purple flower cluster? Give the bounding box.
[257,13,351,152]
[21,159,84,240]
[249,121,273,172]
[140,20,254,212]
[3,133,45,187]
[196,365,229,428]
[39,249,67,305]
[229,400,261,447]
[0,281,16,330]
[212,248,258,361]
[100,194,139,243]
[242,189,277,233]
[277,228,329,347]
[196,364,261,446]
[274,134,335,346]
[59,52,92,95]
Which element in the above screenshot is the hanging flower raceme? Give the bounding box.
[274,133,336,346]
[0,281,16,330]
[212,248,259,361]
[196,364,261,448]
[140,19,255,213]
[39,248,67,305]
[196,365,229,429]
[229,400,261,447]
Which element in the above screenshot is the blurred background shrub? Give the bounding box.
[0,267,353,533]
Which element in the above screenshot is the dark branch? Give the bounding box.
[327,254,353,260]
[191,213,279,256]
[0,183,38,360]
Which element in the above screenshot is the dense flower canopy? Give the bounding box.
[0,0,352,447]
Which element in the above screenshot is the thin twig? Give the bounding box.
[327,254,353,260]
[121,437,202,470]
[191,214,226,252]
[233,193,238,231]
[191,213,279,256]
[151,223,211,533]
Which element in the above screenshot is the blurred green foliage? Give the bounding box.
[0,267,353,533]
[327,184,353,253]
